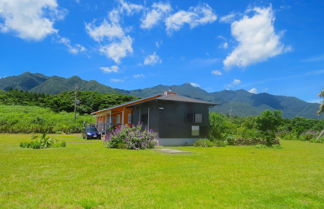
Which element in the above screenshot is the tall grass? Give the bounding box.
[0,105,94,133]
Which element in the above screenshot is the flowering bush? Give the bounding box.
[105,125,158,149]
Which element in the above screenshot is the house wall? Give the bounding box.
[157,101,209,139]
[131,101,160,131]
[131,100,210,140]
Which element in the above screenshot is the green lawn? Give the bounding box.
[0,134,323,209]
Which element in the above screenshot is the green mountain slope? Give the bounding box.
[30,76,118,94]
[0,73,322,119]
[0,72,119,94]
[0,72,48,91]
[128,84,323,119]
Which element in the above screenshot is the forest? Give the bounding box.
[0,89,135,114]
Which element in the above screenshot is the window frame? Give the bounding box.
[191,125,200,136]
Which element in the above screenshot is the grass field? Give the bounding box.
[0,134,323,209]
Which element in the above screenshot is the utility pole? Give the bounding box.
[74,86,79,121]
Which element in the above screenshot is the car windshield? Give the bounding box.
[86,127,97,132]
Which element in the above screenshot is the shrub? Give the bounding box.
[225,135,236,145]
[105,125,158,150]
[209,113,233,140]
[225,135,280,146]
[278,132,297,140]
[20,133,66,149]
[214,140,226,147]
[299,133,317,141]
[194,139,214,147]
[255,110,282,146]
[310,137,324,143]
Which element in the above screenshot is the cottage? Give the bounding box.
[92,91,216,145]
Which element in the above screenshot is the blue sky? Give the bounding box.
[0,0,323,103]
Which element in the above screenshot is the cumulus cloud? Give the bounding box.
[85,17,124,42]
[0,0,63,41]
[110,78,124,83]
[99,36,133,64]
[211,70,222,76]
[118,0,143,15]
[189,82,200,87]
[85,0,144,64]
[224,6,290,68]
[141,2,172,29]
[219,42,228,49]
[248,88,257,94]
[226,79,241,89]
[100,65,119,73]
[165,4,217,33]
[219,12,239,23]
[86,7,135,64]
[133,73,145,78]
[143,52,162,65]
[57,37,86,54]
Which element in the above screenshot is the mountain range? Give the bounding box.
[0,72,322,119]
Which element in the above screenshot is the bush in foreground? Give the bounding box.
[225,135,280,146]
[105,125,158,150]
[194,139,227,147]
[20,133,66,149]
[193,139,214,147]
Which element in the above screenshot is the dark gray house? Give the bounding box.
[92,91,216,145]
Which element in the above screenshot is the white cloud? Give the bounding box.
[219,12,239,23]
[219,42,228,49]
[86,5,137,64]
[224,7,290,68]
[165,4,217,33]
[225,8,292,68]
[141,2,172,29]
[133,73,145,78]
[85,18,124,42]
[232,79,241,85]
[155,40,162,48]
[99,36,133,64]
[118,0,143,15]
[143,52,162,65]
[110,78,124,83]
[226,79,241,89]
[100,65,119,73]
[302,54,324,63]
[308,99,321,104]
[0,0,63,41]
[189,82,200,87]
[57,37,86,54]
[248,88,257,94]
[211,70,222,76]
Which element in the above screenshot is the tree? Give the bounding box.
[209,112,234,140]
[255,110,283,146]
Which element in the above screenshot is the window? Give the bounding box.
[194,113,202,123]
[128,113,132,124]
[141,113,148,125]
[116,114,120,124]
[192,125,200,136]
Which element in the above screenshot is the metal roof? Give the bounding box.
[156,94,216,105]
[92,92,216,115]
[91,94,161,115]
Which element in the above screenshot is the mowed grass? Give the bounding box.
[0,134,323,209]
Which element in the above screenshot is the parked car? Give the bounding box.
[82,126,101,139]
